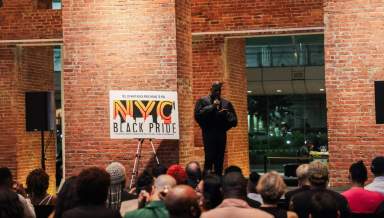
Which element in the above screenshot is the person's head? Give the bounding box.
[371,156,384,177]
[105,162,126,210]
[224,165,242,175]
[309,192,340,218]
[201,174,223,210]
[76,167,110,205]
[54,176,79,218]
[152,175,177,201]
[0,167,12,188]
[136,170,154,195]
[296,164,310,187]
[0,189,23,218]
[210,81,222,99]
[165,185,201,218]
[349,160,368,186]
[185,161,202,188]
[167,164,187,185]
[152,164,168,178]
[256,171,286,205]
[308,161,329,188]
[26,169,49,197]
[222,172,247,199]
[247,172,260,194]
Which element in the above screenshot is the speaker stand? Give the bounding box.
[41,130,46,170]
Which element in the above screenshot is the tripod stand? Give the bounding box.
[129,138,160,189]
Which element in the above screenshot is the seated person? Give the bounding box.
[365,156,384,195]
[289,161,350,218]
[165,185,201,218]
[285,164,310,206]
[196,174,223,212]
[124,175,177,218]
[26,169,56,218]
[342,160,384,214]
[257,172,298,218]
[309,192,340,218]
[246,172,262,208]
[62,167,121,218]
[201,172,273,218]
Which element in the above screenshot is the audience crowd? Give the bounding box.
[1,157,384,218]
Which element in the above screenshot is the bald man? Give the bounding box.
[124,175,177,218]
[164,185,201,218]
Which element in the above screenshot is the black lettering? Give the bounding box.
[126,123,131,132]
[113,123,118,132]
[156,123,160,133]
[172,123,176,133]
[166,124,170,133]
[149,123,154,132]
[133,123,137,132]
[139,123,143,132]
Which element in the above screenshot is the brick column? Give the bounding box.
[0,46,56,193]
[62,0,192,176]
[325,0,384,186]
[192,36,250,175]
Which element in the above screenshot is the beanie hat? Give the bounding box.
[106,162,126,185]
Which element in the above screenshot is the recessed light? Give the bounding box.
[247,90,252,93]
[320,88,325,92]
[276,89,282,93]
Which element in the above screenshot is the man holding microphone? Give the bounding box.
[194,81,237,176]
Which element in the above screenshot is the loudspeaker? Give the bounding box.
[375,81,384,124]
[25,92,55,131]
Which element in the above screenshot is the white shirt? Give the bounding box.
[365,176,384,195]
[18,194,36,218]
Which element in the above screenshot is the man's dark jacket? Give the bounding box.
[194,96,237,143]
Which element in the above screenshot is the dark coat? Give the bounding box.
[194,96,237,143]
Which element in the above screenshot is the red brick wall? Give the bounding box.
[0,46,18,174]
[0,0,62,40]
[192,36,249,174]
[16,46,56,193]
[62,0,190,177]
[192,0,323,32]
[325,0,384,186]
[192,35,225,165]
[224,38,249,175]
[176,0,196,164]
[0,46,56,192]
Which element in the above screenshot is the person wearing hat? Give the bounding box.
[194,81,237,176]
[289,161,350,218]
[106,162,136,211]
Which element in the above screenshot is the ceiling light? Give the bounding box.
[247,90,252,93]
[276,89,282,93]
[320,88,325,92]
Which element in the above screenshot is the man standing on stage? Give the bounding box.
[194,81,237,176]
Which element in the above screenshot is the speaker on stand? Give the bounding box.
[25,92,55,170]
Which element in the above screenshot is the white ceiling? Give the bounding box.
[247,66,325,95]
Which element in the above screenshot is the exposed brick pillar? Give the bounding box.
[192,35,225,165]
[192,36,250,174]
[176,0,194,165]
[62,0,192,176]
[224,38,250,176]
[325,0,384,186]
[0,46,18,174]
[0,46,56,193]
[17,46,56,193]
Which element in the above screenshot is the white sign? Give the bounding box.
[109,91,179,139]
